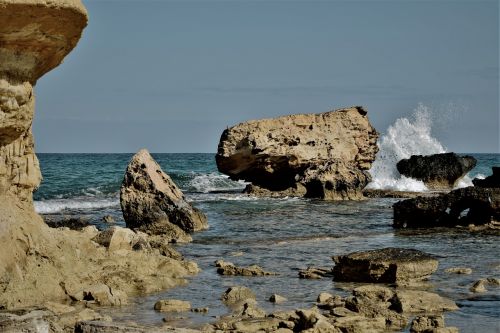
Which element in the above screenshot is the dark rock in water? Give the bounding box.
[216,106,378,200]
[332,247,438,283]
[44,216,90,230]
[393,186,500,228]
[102,215,115,223]
[396,152,477,190]
[473,167,500,188]
[120,149,207,242]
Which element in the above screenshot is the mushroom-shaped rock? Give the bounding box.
[216,106,378,200]
[120,149,208,241]
[333,248,438,283]
[396,153,477,190]
[0,0,87,202]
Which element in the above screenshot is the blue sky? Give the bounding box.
[34,0,499,153]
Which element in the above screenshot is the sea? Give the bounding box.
[34,106,500,332]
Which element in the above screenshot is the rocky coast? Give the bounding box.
[0,0,498,332]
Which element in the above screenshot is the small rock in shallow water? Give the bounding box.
[298,266,333,279]
[269,294,287,304]
[191,307,209,313]
[215,259,277,276]
[445,267,472,275]
[154,299,191,312]
[221,286,256,304]
[102,215,115,223]
[410,315,445,332]
[470,277,500,293]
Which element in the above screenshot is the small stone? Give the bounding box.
[316,292,334,304]
[154,299,191,312]
[445,267,472,275]
[221,286,256,304]
[269,294,287,304]
[191,307,209,313]
[298,266,333,279]
[102,215,115,223]
[410,315,445,332]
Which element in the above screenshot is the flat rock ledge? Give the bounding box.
[216,106,378,200]
[396,152,477,190]
[333,247,438,283]
[120,149,208,243]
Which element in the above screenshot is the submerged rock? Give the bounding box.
[333,247,438,283]
[216,106,378,200]
[396,152,477,190]
[215,260,277,276]
[393,186,500,228]
[221,286,256,305]
[120,149,208,242]
[298,266,333,279]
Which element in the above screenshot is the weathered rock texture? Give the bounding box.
[393,185,500,228]
[396,153,477,190]
[120,149,208,242]
[216,106,378,200]
[333,248,438,283]
[0,0,199,315]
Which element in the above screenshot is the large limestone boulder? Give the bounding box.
[333,248,438,283]
[120,149,208,242]
[396,152,477,190]
[393,185,500,228]
[216,106,378,200]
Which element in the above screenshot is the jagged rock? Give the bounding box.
[269,294,287,304]
[333,248,438,283]
[469,277,500,293]
[445,267,472,275]
[102,215,116,223]
[216,106,378,200]
[294,309,341,333]
[410,315,445,332]
[154,299,191,312]
[298,266,333,279]
[393,186,500,228]
[75,321,202,333]
[120,149,207,242]
[396,152,477,190]
[215,260,277,276]
[221,286,256,304]
[473,167,500,188]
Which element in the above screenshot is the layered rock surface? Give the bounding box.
[0,0,199,321]
[120,149,208,242]
[333,247,438,283]
[216,106,378,200]
[396,152,477,190]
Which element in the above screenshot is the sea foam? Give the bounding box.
[188,172,247,193]
[367,103,447,191]
[34,197,118,214]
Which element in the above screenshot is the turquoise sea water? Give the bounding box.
[35,153,500,332]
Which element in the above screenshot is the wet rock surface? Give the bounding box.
[396,152,477,190]
[333,247,438,283]
[473,166,500,188]
[216,106,378,200]
[215,260,277,276]
[120,149,208,242]
[393,184,500,228]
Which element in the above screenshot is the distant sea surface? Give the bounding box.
[34,152,500,332]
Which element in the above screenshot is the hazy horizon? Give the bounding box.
[34,0,499,154]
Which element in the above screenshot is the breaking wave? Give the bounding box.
[186,172,247,193]
[34,197,118,214]
[367,103,447,191]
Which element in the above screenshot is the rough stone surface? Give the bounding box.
[216,106,378,200]
[215,260,277,276]
[221,286,256,304]
[445,267,472,275]
[120,149,207,242]
[269,294,287,304]
[391,290,458,313]
[393,186,500,228]
[154,299,191,312]
[396,152,477,190]
[410,315,445,333]
[473,167,500,188]
[333,248,438,283]
[298,266,333,279]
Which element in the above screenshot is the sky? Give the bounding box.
[34,0,499,153]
